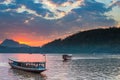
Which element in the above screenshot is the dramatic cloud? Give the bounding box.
[0,0,119,46]
[109,0,120,8]
[0,0,84,20]
[57,0,116,28]
[0,0,13,5]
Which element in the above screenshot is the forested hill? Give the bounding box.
[41,27,120,53]
[1,27,120,53]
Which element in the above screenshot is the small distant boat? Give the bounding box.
[8,59,46,73]
[62,54,72,61]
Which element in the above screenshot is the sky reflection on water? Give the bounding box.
[1,54,120,80]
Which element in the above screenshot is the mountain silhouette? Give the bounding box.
[1,39,30,47]
[0,27,120,53]
[42,27,120,53]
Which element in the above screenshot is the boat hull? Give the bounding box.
[62,55,72,61]
[9,63,45,73]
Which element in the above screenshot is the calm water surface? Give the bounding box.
[1,54,120,80]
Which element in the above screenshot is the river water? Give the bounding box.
[1,54,120,80]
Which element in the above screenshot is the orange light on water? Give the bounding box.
[13,54,46,62]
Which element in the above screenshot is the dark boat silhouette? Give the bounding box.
[62,54,72,61]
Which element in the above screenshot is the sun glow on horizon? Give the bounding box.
[15,39,51,47]
[4,32,53,46]
[0,38,51,47]
[0,25,119,47]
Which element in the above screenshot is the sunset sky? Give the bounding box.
[0,0,120,46]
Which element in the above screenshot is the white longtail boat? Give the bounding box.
[8,55,46,73]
